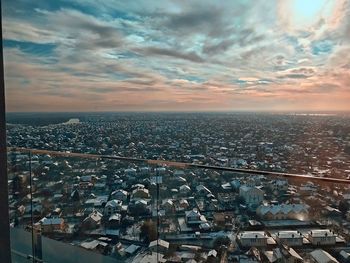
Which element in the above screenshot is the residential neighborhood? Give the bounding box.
[6,112,350,262]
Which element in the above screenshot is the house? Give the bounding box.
[270,180,289,193]
[84,195,108,209]
[185,209,207,226]
[36,217,64,233]
[132,188,150,199]
[208,249,217,258]
[307,230,336,246]
[125,244,140,255]
[230,180,241,190]
[310,249,339,263]
[133,252,166,263]
[174,170,185,177]
[149,239,169,253]
[196,185,211,196]
[108,213,121,229]
[139,167,150,175]
[179,199,189,210]
[339,250,350,262]
[162,199,175,212]
[80,240,109,254]
[179,185,191,194]
[264,245,303,263]
[275,231,303,246]
[239,185,264,206]
[323,206,342,218]
[213,212,233,229]
[70,189,80,202]
[82,210,102,229]
[104,199,123,216]
[237,231,268,248]
[125,168,137,176]
[155,167,166,175]
[257,203,309,220]
[110,189,128,201]
[129,199,149,216]
[79,175,95,189]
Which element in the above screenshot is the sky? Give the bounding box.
[3,0,350,112]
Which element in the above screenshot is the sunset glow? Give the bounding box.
[3,0,350,112]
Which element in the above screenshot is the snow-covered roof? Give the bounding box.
[276,230,303,239]
[239,231,267,239]
[309,229,336,238]
[39,217,63,225]
[105,199,122,208]
[257,204,309,215]
[310,249,339,263]
[149,239,169,249]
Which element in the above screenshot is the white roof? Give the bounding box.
[287,247,303,260]
[240,185,263,193]
[309,229,336,237]
[196,185,211,194]
[135,199,148,206]
[133,252,165,263]
[276,230,303,239]
[208,250,217,257]
[257,203,309,215]
[340,250,350,259]
[132,188,149,195]
[88,211,102,222]
[105,199,122,208]
[125,244,140,254]
[80,240,107,250]
[164,199,173,206]
[111,189,128,196]
[180,185,191,191]
[109,213,121,221]
[310,249,339,263]
[39,217,63,225]
[239,231,266,239]
[180,199,189,205]
[149,239,169,249]
[185,209,200,218]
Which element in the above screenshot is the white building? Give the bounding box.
[257,203,309,220]
[239,185,264,206]
[275,231,303,246]
[307,230,336,246]
[238,231,268,247]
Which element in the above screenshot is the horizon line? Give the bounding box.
[6,109,350,114]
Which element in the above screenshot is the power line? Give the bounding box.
[8,147,350,185]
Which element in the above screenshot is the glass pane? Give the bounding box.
[7,150,35,263]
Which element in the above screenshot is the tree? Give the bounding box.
[213,236,230,250]
[338,199,350,216]
[140,220,157,243]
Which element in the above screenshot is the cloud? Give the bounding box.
[2,0,350,112]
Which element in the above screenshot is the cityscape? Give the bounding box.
[5,112,350,262]
[2,0,350,262]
